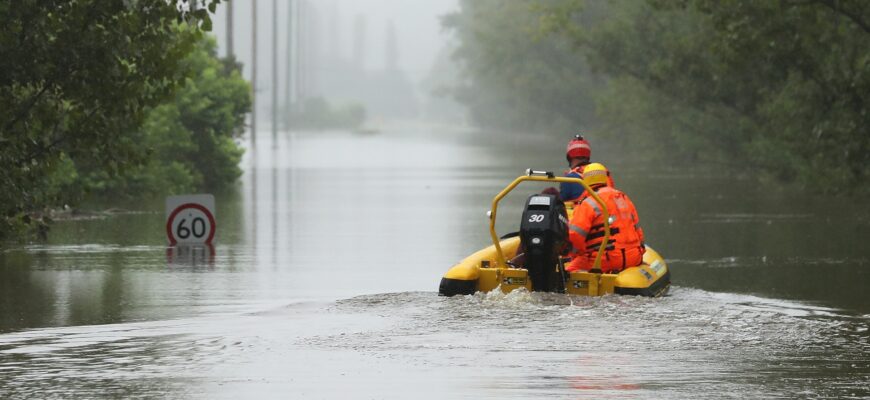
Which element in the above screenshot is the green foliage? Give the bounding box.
[447,0,870,193]
[588,0,870,191]
[443,0,605,134]
[0,0,222,241]
[571,1,751,165]
[78,36,251,198]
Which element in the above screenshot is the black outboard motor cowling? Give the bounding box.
[519,193,569,292]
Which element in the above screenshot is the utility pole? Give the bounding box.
[353,14,366,72]
[385,19,397,72]
[251,0,257,144]
[225,0,234,57]
[272,0,278,143]
[297,1,305,106]
[284,0,294,123]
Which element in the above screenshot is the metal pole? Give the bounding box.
[225,0,234,57]
[296,0,310,107]
[251,0,257,144]
[272,0,278,143]
[284,0,293,125]
[297,1,305,105]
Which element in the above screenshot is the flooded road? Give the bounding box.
[1,124,869,398]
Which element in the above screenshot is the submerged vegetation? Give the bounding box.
[0,1,249,241]
[445,0,870,193]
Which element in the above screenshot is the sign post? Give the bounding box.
[165,194,216,245]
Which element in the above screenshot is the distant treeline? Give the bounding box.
[286,97,366,131]
[445,0,869,193]
[0,1,250,241]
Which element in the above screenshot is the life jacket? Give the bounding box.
[566,186,645,273]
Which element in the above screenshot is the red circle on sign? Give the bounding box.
[166,203,216,245]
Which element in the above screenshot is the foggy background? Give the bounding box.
[209,0,462,130]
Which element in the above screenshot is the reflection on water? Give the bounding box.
[1,124,869,398]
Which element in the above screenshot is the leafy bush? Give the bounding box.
[77,35,250,199]
[0,1,242,242]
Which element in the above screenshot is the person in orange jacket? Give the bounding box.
[560,134,615,202]
[566,163,645,273]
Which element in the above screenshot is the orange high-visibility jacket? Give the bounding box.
[567,186,645,273]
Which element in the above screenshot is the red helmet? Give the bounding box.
[566,134,591,161]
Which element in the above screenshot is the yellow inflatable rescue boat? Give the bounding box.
[439,170,670,297]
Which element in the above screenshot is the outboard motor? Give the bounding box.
[519,193,569,292]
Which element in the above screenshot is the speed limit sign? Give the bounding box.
[166,194,216,245]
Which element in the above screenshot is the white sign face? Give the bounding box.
[166,194,216,245]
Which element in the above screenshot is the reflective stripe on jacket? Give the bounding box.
[566,186,645,273]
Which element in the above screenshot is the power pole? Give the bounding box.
[353,14,366,71]
[226,0,234,57]
[297,1,306,105]
[385,19,397,71]
[272,0,278,143]
[284,0,294,123]
[251,0,257,144]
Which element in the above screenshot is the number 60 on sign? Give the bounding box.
[166,194,216,245]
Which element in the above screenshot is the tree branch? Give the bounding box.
[813,0,870,34]
[14,103,105,168]
[3,2,102,136]
[2,83,52,133]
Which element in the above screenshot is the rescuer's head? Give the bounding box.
[566,134,591,168]
[582,163,610,188]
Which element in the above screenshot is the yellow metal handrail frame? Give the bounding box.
[488,174,610,270]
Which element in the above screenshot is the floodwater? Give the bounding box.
[1,124,868,399]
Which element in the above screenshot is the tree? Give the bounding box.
[447,0,870,193]
[585,0,870,190]
[76,35,251,198]
[443,0,605,134]
[0,0,222,239]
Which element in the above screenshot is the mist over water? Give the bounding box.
[210,0,462,126]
